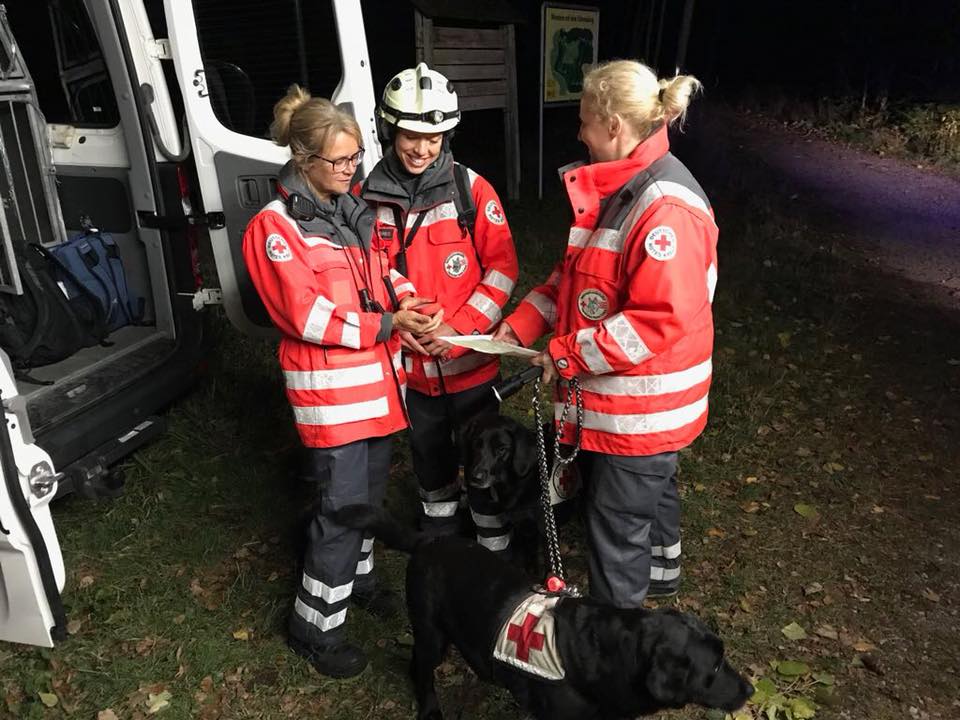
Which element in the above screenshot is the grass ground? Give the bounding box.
[1,166,959,719]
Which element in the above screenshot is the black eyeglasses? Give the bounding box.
[311,148,365,172]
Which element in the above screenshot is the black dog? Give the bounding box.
[333,505,753,720]
[461,414,579,572]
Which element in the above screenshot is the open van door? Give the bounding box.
[0,352,66,647]
[161,0,382,336]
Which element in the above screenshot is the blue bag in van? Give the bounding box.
[50,230,145,332]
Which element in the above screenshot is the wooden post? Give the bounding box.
[501,24,520,200]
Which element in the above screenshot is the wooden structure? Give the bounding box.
[413,1,524,200]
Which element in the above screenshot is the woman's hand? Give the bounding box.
[419,322,456,357]
[491,322,521,346]
[531,350,559,383]
[393,308,444,335]
[398,330,428,354]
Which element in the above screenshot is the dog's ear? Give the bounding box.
[510,420,538,478]
[645,643,692,707]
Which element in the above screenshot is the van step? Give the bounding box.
[57,416,167,499]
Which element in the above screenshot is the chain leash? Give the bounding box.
[532,376,583,585]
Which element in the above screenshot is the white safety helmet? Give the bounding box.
[378,62,460,135]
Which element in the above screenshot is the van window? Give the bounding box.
[191,0,344,138]
[8,0,121,128]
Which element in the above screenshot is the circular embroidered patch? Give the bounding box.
[265,233,292,262]
[644,225,678,261]
[577,288,608,320]
[484,199,505,225]
[444,251,468,277]
[551,463,581,503]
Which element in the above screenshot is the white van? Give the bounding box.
[0,0,383,647]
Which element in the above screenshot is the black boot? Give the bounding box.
[352,586,403,619]
[289,636,367,679]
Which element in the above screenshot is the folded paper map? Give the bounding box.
[441,335,540,358]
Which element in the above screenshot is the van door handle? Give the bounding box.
[238,177,260,208]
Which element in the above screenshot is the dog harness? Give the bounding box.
[492,592,565,681]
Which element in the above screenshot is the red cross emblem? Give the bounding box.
[644,225,677,261]
[270,238,286,254]
[506,612,546,661]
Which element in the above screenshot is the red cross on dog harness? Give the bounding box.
[493,593,565,680]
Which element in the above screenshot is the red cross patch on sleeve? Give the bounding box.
[644,225,678,261]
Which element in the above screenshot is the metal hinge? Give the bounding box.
[179,288,223,311]
[145,38,172,60]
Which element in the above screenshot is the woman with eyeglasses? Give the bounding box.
[242,84,442,679]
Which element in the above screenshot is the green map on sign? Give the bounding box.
[550,28,594,95]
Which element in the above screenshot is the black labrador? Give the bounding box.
[460,414,579,571]
[333,505,753,720]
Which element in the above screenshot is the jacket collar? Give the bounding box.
[275,160,370,247]
[560,125,670,220]
[362,148,456,213]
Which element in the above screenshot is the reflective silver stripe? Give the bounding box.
[420,481,460,502]
[284,362,383,390]
[392,351,402,370]
[589,228,623,253]
[341,312,361,349]
[471,510,507,529]
[578,359,712,397]
[293,397,389,425]
[361,537,374,553]
[603,313,653,364]
[482,268,515,295]
[650,565,681,582]
[706,263,717,303]
[621,181,715,241]
[423,352,492,378]
[577,327,613,374]
[356,554,374,575]
[421,501,459,517]
[302,573,353,603]
[395,281,415,295]
[294,597,347,632]
[478,533,511,551]
[523,290,557,327]
[546,269,562,286]
[568,227,592,248]
[266,200,344,249]
[303,295,336,343]
[377,206,395,224]
[651,540,682,559]
[466,167,479,187]
[467,292,502,325]
[404,356,414,372]
[409,202,458,228]
[560,394,708,435]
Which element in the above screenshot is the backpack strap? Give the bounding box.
[453,163,477,242]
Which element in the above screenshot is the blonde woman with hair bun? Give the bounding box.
[494,59,718,609]
[242,84,441,678]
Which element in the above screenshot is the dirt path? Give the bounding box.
[684,106,960,310]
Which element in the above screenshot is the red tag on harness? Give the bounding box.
[545,576,565,593]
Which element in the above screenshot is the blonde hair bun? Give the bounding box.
[268,84,362,169]
[583,60,702,139]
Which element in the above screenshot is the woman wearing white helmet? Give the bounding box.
[359,63,519,552]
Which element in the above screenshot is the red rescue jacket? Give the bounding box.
[359,153,518,395]
[506,127,719,456]
[242,163,413,448]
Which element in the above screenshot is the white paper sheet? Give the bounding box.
[441,335,541,358]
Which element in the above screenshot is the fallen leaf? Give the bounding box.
[777,332,792,348]
[706,527,726,538]
[66,619,83,635]
[777,660,810,676]
[173,614,186,625]
[803,582,823,596]
[795,446,812,457]
[794,503,819,519]
[146,690,172,714]
[79,575,95,589]
[815,624,839,640]
[98,711,119,720]
[38,692,58,708]
[781,622,808,640]
[232,629,250,641]
[740,501,761,514]
[852,639,877,652]
[922,588,941,602]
